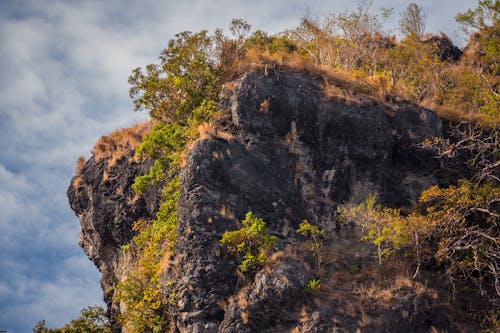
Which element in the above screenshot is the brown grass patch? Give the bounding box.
[180,122,234,167]
[197,122,217,140]
[237,292,248,311]
[71,176,82,188]
[115,185,123,196]
[74,155,86,174]
[259,99,270,113]
[102,170,110,182]
[92,120,153,166]
[233,48,384,106]
[240,311,249,324]
[358,308,372,327]
[197,122,234,141]
[127,192,140,205]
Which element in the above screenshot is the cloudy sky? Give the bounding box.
[0,0,475,332]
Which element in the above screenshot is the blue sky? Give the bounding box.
[0,0,475,332]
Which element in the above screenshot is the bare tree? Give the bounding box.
[399,3,427,38]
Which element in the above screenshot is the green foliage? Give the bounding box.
[444,67,500,124]
[33,307,111,333]
[305,278,321,295]
[387,37,449,102]
[296,219,325,241]
[115,272,169,333]
[338,195,433,278]
[244,30,297,54]
[338,179,499,296]
[129,31,220,122]
[296,220,325,270]
[117,30,225,332]
[339,196,404,264]
[220,212,276,272]
[456,0,500,32]
[114,176,179,332]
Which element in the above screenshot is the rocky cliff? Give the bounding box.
[68,70,478,332]
[67,122,161,330]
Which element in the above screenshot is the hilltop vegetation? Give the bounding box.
[46,1,498,332]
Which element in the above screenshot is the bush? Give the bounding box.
[296,220,325,270]
[33,306,111,333]
[338,195,434,278]
[220,212,276,273]
[305,278,321,295]
[419,180,500,298]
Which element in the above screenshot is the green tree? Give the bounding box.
[220,212,276,272]
[454,1,500,121]
[387,36,449,103]
[455,0,499,33]
[244,30,297,54]
[338,196,408,265]
[296,220,325,270]
[129,30,220,123]
[33,306,111,333]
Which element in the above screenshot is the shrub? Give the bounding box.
[33,306,111,333]
[296,220,325,270]
[220,212,276,273]
[338,195,434,278]
[305,278,321,295]
[419,180,500,298]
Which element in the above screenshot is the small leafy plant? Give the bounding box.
[305,278,321,295]
[296,220,325,270]
[220,212,276,272]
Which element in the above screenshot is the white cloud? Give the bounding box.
[0,165,32,225]
[0,255,102,332]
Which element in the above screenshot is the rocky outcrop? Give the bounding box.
[69,70,464,332]
[168,70,446,332]
[421,34,462,62]
[68,139,160,332]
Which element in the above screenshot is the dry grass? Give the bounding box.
[127,192,140,205]
[197,122,218,140]
[71,175,82,188]
[234,48,500,127]
[74,155,86,174]
[197,122,234,141]
[259,99,270,113]
[357,308,372,328]
[92,120,153,166]
[180,122,234,167]
[102,170,110,182]
[233,48,388,107]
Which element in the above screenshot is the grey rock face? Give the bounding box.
[422,35,463,62]
[69,70,449,332]
[219,258,313,333]
[171,71,444,332]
